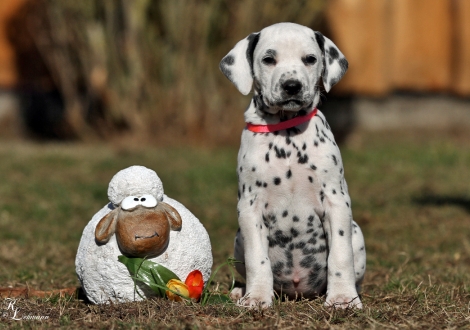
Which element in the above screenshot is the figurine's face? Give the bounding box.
[115,206,171,258]
[95,195,182,258]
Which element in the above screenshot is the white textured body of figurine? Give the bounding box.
[76,166,213,304]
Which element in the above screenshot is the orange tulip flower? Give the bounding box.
[185,270,204,301]
[165,279,189,302]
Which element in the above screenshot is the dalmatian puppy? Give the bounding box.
[219,23,366,308]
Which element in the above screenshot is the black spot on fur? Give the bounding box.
[274,177,281,185]
[339,57,348,72]
[308,176,313,183]
[256,180,262,187]
[332,155,338,166]
[298,153,308,164]
[292,216,299,222]
[252,167,256,172]
[339,230,344,236]
[219,55,234,80]
[265,152,270,162]
[310,164,317,170]
[272,261,284,275]
[269,230,292,248]
[314,32,325,52]
[246,33,260,76]
[295,241,306,249]
[282,210,288,217]
[300,255,315,268]
[290,228,299,237]
[329,47,339,60]
[308,237,317,245]
[222,54,234,65]
[274,146,287,159]
[265,203,269,209]
[285,249,294,264]
[286,169,292,179]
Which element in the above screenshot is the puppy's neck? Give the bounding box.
[244,98,316,125]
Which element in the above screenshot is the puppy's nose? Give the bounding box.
[282,79,302,95]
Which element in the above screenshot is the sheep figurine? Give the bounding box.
[75,165,213,304]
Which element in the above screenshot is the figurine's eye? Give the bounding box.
[122,196,140,210]
[140,194,157,208]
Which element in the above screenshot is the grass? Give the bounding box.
[1,129,470,328]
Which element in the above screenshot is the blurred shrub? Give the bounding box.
[30,0,325,144]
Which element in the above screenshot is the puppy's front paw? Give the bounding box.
[229,287,245,301]
[237,290,274,308]
[325,294,363,309]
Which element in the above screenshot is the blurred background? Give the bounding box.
[0,0,468,146]
[1,3,470,324]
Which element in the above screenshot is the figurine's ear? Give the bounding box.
[157,202,182,231]
[95,210,118,244]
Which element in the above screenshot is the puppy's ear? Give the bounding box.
[95,210,118,244]
[219,32,260,95]
[157,202,182,231]
[314,32,348,92]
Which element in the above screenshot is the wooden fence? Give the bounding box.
[325,0,470,96]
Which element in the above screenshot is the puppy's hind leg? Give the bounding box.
[352,221,366,292]
[233,228,246,277]
[230,228,247,301]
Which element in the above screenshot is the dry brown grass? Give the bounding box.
[1,130,470,328]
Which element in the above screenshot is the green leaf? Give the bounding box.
[118,255,181,297]
[204,293,234,305]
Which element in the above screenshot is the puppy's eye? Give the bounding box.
[303,55,317,65]
[262,56,276,65]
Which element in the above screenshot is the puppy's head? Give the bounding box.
[220,23,348,115]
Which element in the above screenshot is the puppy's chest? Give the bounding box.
[238,123,335,203]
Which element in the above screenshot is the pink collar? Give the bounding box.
[246,108,318,133]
